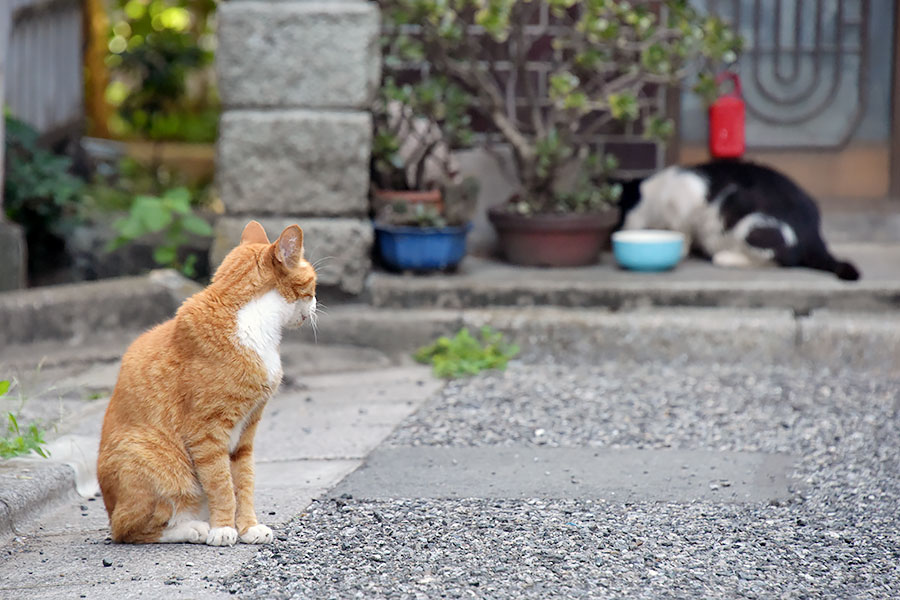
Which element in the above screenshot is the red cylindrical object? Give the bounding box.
[708,72,745,158]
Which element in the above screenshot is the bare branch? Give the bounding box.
[513,2,545,137]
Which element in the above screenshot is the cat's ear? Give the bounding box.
[274,225,304,269]
[241,220,270,245]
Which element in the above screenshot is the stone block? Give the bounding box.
[0,275,182,345]
[211,216,373,295]
[217,1,380,109]
[217,110,371,217]
[0,221,26,291]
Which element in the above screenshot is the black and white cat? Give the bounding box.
[616,160,860,281]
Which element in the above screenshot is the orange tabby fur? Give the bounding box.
[97,221,316,545]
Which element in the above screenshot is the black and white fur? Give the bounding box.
[617,160,860,281]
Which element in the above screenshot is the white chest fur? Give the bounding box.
[235,289,294,385]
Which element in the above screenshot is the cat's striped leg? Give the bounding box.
[230,408,273,544]
[189,431,239,546]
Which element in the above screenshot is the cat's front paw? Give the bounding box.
[240,524,274,544]
[206,526,238,547]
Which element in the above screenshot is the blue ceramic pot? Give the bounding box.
[375,223,472,271]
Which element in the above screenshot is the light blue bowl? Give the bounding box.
[612,230,685,272]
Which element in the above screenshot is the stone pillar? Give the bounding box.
[211,1,380,295]
[0,3,27,292]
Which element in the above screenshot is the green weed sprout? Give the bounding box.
[0,379,49,459]
[414,327,519,379]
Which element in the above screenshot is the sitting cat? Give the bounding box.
[97,221,317,545]
[617,160,860,280]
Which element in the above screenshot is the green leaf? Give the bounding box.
[0,380,10,397]
[164,187,192,215]
[132,196,173,232]
[549,72,579,100]
[181,253,198,278]
[153,245,177,266]
[180,214,213,236]
[607,92,639,121]
[1,413,49,459]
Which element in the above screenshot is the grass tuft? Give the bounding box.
[0,379,50,459]
[414,327,519,379]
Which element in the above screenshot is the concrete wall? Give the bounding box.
[0,3,23,291]
[212,1,381,295]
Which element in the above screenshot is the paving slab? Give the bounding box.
[0,363,443,599]
[332,447,795,503]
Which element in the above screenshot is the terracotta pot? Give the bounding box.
[372,188,443,214]
[488,206,620,267]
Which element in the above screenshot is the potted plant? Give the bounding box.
[380,1,740,267]
[371,37,479,272]
[374,177,478,272]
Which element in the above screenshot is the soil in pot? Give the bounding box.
[488,206,619,267]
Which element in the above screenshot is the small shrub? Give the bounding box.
[414,327,519,378]
[382,0,741,215]
[0,380,49,459]
[107,187,213,278]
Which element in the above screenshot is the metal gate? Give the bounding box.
[679,0,897,197]
[682,0,893,150]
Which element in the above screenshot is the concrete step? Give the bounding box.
[0,270,200,345]
[293,304,900,376]
[370,245,900,313]
[820,202,900,244]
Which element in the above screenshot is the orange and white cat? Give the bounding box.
[97,221,316,545]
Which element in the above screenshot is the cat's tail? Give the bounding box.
[805,242,861,281]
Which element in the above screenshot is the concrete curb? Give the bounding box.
[0,270,200,345]
[0,460,78,544]
[295,305,900,375]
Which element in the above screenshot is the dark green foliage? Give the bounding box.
[414,327,520,379]
[107,187,213,278]
[106,0,219,142]
[3,114,86,273]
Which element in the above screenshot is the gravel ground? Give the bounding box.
[225,361,900,599]
[229,497,898,599]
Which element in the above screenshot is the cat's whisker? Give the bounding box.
[311,256,335,270]
[310,314,319,344]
